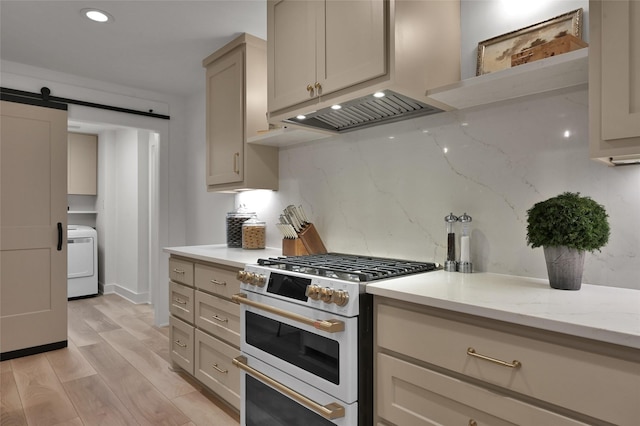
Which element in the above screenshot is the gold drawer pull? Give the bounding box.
[212,314,228,323]
[172,268,185,274]
[173,298,187,305]
[233,152,240,174]
[233,356,345,420]
[469,420,478,426]
[210,279,227,286]
[174,340,187,348]
[467,347,521,369]
[212,363,228,374]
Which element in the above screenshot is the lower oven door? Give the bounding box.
[234,291,358,403]
[235,354,358,426]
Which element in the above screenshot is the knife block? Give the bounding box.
[282,238,309,256]
[298,223,328,255]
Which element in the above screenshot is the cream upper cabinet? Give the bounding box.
[203,33,278,192]
[589,0,640,164]
[68,132,97,195]
[267,0,386,113]
[267,0,460,123]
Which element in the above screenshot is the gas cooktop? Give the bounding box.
[257,253,440,283]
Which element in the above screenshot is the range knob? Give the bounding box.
[319,287,334,303]
[331,290,349,307]
[250,273,267,287]
[306,284,321,300]
[236,270,250,283]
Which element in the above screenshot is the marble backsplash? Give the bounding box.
[237,86,640,290]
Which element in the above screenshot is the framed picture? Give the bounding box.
[476,8,583,76]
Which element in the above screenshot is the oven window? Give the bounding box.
[246,312,339,384]
[246,375,336,426]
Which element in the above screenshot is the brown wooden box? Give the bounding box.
[282,238,309,256]
[511,34,588,67]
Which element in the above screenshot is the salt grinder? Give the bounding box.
[458,213,472,273]
[444,212,458,272]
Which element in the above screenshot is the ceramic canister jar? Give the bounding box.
[226,205,256,248]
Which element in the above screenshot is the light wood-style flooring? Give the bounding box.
[1,294,240,426]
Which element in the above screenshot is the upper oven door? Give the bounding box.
[234,291,359,404]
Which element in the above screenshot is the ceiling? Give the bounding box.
[0,1,267,98]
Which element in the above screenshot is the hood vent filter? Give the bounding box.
[285,90,443,133]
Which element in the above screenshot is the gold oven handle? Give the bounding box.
[231,293,345,333]
[233,356,345,420]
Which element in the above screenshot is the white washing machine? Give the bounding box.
[67,225,98,299]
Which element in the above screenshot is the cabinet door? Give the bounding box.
[206,46,244,186]
[590,0,640,161]
[319,0,386,96]
[67,132,97,195]
[1,100,68,356]
[267,0,318,113]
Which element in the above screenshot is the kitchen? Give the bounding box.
[1,0,639,425]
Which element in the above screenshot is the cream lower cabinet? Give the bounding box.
[203,33,278,192]
[374,297,640,426]
[168,255,241,411]
[589,0,640,164]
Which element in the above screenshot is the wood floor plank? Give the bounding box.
[0,360,12,373]
[51,418,83,426]
[79,342,189,426]
[46,341,97,383]
[11,354,78,426]
[93,304,163,342]
[172,391,239,426]
[100,329,195,400]
[1,370,28,426]
[68,301,120,334]
[63,374,138,426]
[67,306,105,347]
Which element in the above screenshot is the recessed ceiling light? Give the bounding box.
[81,8,113,23]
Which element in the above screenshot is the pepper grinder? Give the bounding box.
[458,212,472,273]
[444,212,458,272]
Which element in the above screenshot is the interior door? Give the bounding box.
[0,99,68,358]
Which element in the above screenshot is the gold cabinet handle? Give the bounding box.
[233,152,240,174]
[174,340,187,348]
[233,356,345,420]
[306,84,314,94]
[211,363,228,374]
[172,268,185,274]
[469,420,477,426]
[467,347,521,369]
[211,314,228,323]
[314,82,322,90]
[210,279,227,286]
[173,297,187,305]
[232,293,344,333]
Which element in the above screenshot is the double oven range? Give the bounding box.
[233,253,439,426]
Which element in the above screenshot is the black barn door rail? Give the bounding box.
[1,87,170,120]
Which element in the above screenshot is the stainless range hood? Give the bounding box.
[283,90,444,133]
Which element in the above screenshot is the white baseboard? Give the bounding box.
[99,282,150,305]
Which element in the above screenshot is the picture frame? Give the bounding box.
[476,8,583,76]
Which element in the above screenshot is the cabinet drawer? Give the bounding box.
[169,258,194,286]
[377,353,588,426]
[194,329,240,410]
[376,302,640,425]
[170,282,194,324]
[195,263,240,299]
[169,316,194,375]
[195,290,240,348]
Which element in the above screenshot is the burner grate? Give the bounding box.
[258,253,440,282]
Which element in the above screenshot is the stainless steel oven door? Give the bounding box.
[235,354,358,426]
[233,292,358,404]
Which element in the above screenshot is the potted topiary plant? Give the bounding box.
[526,192,610,290]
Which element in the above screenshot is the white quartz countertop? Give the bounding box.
[163,244,282,269]
[366,271,640,350]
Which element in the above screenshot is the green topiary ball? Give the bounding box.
[526,192,610,252]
